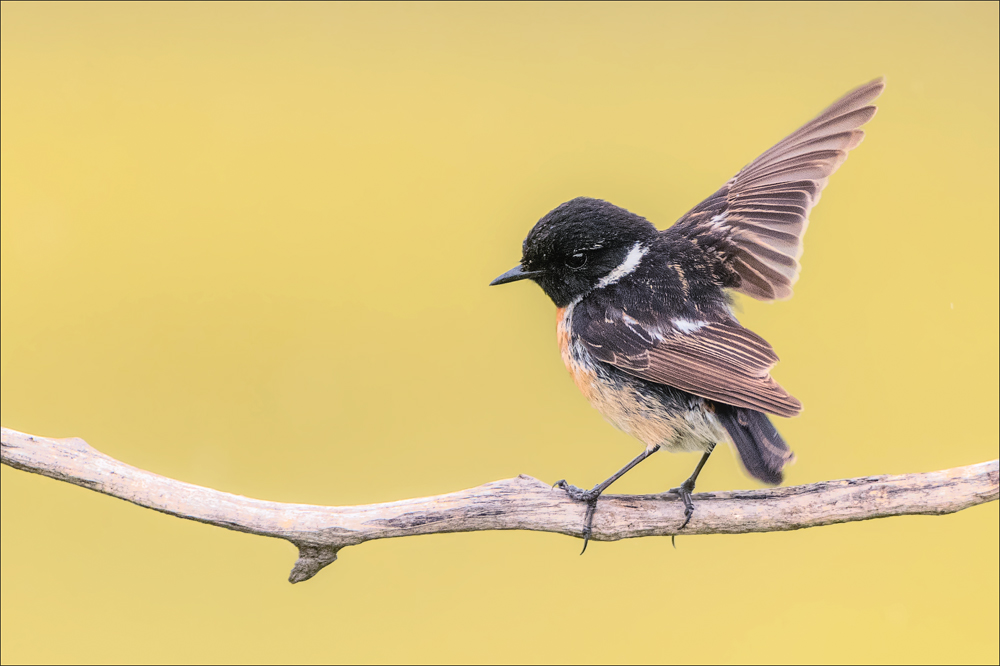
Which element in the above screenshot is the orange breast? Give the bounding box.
[555,305,690,451]
[556,306,598,398]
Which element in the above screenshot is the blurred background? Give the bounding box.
[2,3,997,664]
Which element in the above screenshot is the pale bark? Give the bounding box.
[2,426,997,583]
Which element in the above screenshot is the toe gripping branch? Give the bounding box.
[669,480,697,548]
[555,444,714,552]
[669,445,715,547]
[552,480,602,554]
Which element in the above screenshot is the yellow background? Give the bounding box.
[2,3,997,663]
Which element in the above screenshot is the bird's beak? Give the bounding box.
[490,265,540,286]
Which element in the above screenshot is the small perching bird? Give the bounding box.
[491,78,885,550]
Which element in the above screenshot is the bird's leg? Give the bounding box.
[554,444,660,554]
[670,443,716,541]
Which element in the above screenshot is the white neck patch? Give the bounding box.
[597,242,648,288]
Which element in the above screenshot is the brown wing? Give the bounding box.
[668,77,885,301]
[574,301,802,417]
[638,324,801,417]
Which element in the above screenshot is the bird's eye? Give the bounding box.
[566,252,588,270]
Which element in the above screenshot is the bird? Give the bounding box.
[490,78,885,551]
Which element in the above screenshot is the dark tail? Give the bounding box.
[715,404,794,485]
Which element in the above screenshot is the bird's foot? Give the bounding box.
[553,480,602,554]
[552,479,601,503]
[669,479,697,547]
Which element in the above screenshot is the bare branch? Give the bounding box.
[2,427,997,583]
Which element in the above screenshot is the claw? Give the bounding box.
[668,446,714,550]
[678,493,695,530]
[579,502,597,555]
[669,480,697,545]
[555,480,600,554]
[555,482,598,503]
[552,447,663,556]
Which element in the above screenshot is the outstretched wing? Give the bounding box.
[668,77,885,301]
[572,298,802,418]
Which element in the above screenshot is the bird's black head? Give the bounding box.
[491,197,658,307]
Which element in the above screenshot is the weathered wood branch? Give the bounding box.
[2,426,997,583]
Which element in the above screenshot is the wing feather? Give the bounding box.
[577,307,802,418]
[668,78,885,301]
